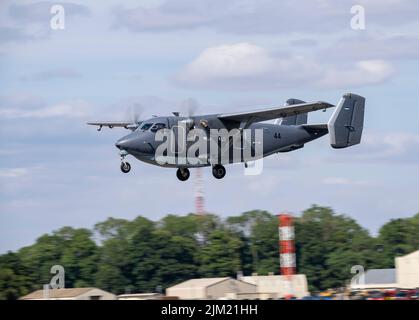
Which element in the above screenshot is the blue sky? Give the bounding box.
[1,0,419,253]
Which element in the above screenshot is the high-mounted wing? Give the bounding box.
[217,101,335,128]
[87,121,140,131]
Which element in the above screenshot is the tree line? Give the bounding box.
[1,205,418,299]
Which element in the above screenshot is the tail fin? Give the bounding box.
[328,93,365,149]
[280,98,308,125]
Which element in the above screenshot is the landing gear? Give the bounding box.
[212,164,226,179]
[176,168,190,181]
[120,162,131,173]
[119,150,131,173]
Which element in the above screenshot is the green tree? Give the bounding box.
[0,252,30,300]
[198,229,242,277]
[94,217,141,294]
[1,208,418,300]
[376,213,419,267]
[56,227,98,287]
[227,210,278,274]
[17,233,65,289]
[295,205,376,291]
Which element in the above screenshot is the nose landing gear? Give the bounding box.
[119,150,131,173]
[212,164,226,179]
[176,168,190,181]
[120,162,131,173]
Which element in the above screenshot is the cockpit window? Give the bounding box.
[139,123,153,131]
[150,123,166,133]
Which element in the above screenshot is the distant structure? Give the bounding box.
[278,213,296,298]
[166,277,256,299]
[240,274,309,299]
[195,167,205,215]
[396,250,419,288]
[20,288,116,300]
[117,293,163,300]
[278,213,296,275]
[350,249,419,291]
[165,275,309,300]
[350,269,397,290]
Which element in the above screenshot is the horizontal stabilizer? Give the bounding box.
[302,124,328,133]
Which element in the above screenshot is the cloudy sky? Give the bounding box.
[1,0,419,253]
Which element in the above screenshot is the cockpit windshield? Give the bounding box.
[138,122,153,131]
[150,123,166,133]
[137,120,167,133]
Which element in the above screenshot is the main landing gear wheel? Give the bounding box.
[120,162,131,173]
[212,164,226,179]
[176,168,190,181]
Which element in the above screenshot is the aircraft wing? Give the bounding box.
[87,121,138,131]
[217,101,335,128]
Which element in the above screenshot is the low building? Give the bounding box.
[239,274,309,299]
[117,293,163,300]
[20,288,116,300]
[396,250,419,289]
[351,269,397,290]
[351,249,419,291]
[166,277,257,299]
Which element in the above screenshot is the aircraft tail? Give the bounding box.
[328,93,365,149]
[280,98,308,125]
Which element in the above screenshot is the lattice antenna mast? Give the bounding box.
[195,167,205,215]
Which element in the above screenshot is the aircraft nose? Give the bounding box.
[115,139,124,149]
[115,133,139,151]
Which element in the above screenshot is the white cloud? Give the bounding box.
[0,167,29,178]
[178,43,275,79]
[112,4,211,31]
[111,0,419,34]
[174,43,395,90]
[318,60,395,88]
[322,177,369,185]
[0,26,32,43]
[364,132,419,159]
[20,68,82,82]
[0,1,90,43]
[0,100,91,119]
[327,132,419,165]
[0,93,45,110]
[322,34,419,61]
[8,1,90,24]
[246,175,281,194]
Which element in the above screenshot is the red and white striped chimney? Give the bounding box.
[278,213,296,276]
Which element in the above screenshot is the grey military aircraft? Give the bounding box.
[87,93,365,181]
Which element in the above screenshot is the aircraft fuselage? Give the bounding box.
[116,117,327,168]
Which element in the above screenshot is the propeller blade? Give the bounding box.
[180,98,199,118]
[125,102,144,124]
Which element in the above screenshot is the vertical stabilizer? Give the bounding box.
[328,93,365,148]
[281,98,308,125]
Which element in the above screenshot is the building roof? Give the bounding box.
[118,293,161,298]
[399,249,419,259]
[20,288,96,299]
[168,277,231,289]
[364,269,396,284]
[241,274,306,282]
